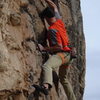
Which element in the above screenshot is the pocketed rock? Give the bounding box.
[10,13,21,26]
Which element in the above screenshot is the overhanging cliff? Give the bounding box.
[0,0,85,100]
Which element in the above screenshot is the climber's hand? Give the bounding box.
[43,0,58,11]
[70,47,77,58]
[38,44,45,51]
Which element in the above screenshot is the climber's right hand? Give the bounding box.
[38,44,45,51]
[43,0,58,11]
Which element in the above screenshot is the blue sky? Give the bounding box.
[81,0,100,100]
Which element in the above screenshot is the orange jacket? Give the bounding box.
[48,19,71,51]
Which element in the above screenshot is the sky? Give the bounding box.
[81,0,100,100]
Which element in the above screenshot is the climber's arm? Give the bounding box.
[43,0,61,19]
[44,0,58,12]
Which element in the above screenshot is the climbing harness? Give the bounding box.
[57,53,66,64]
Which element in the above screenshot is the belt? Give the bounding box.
[50,50,70,55]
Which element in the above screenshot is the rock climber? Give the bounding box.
[33,0,76,100]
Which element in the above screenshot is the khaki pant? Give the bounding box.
[42,52,76,100]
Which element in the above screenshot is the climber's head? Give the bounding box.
[41,7,56,25]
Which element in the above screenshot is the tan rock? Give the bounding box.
[0,0,85,100]
[0,42,9,72]
[20,0,29,8]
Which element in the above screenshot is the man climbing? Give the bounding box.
[33,0,76,100]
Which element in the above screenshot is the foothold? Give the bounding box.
[28,86,35,94]
[10,13,21,26]
[20,0,29,8]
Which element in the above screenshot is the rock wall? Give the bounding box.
[0,0,85,100]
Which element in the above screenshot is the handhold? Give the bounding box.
[40,0,46,7]
[10,13,21,26]
[20,0,29,8]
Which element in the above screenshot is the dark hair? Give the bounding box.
[40,7,55,18]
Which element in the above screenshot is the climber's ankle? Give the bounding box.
[43,83,49,89]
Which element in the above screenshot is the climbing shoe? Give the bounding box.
[32,85,49,95]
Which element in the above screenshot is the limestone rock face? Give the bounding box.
[0,0,85,100]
